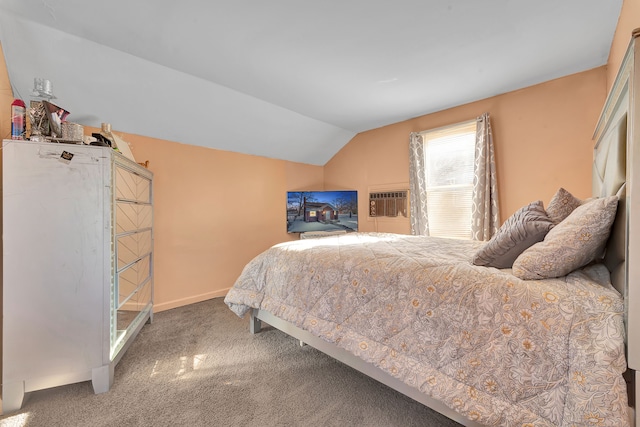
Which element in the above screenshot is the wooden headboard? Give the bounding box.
[594,110,627,296]
[593,28,640,424]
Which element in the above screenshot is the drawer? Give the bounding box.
[116,165,151,203]
[118,254,151,306]
[116,203,152,233]
[117,280,152,332]
[117,230,152,270]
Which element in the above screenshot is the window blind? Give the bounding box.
[421,121,476,239]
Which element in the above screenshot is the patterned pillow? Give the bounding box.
[472,200,555,269]
[512,195,618,280]
[545,187,583,224]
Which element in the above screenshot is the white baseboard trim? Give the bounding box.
[153,288,230,312]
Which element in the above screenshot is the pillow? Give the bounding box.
[472,200,554,269]
[512,195,618,280]
[545,187,583,224]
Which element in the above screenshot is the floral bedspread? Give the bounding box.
[224,232,629,426]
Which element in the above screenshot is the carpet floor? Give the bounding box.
[0,298,465,427]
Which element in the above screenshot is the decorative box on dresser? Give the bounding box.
[1,140,154,413]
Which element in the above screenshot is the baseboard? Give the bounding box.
[153,288,229,312]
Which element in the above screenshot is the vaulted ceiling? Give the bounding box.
[0,1,623,165]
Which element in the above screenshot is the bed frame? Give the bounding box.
[250,30,640,427]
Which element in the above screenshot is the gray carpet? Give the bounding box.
[0,298,465,427]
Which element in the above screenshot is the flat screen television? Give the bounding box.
[287,190,358,234]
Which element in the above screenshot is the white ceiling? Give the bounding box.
[0,1,623,165]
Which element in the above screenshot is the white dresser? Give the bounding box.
[1,140,154,413]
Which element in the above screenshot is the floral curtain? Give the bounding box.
[471,112,500,241]
[409,114,499,239]
[409,132,429,235]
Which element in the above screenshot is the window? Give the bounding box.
[420,120,476,239]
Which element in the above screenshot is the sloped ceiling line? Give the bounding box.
[0,0,623,165]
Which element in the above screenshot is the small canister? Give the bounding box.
[11,99,26,140]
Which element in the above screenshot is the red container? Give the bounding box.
[11,98,26,140]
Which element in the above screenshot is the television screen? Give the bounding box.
[287,190,358,233]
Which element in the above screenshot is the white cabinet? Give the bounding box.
[1,140,154,413]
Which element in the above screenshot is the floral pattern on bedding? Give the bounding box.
[224,232,629,427]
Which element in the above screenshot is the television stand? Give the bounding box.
[299,230,347,239]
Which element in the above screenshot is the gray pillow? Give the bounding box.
[512,195,618,280]
[472,200,555,269]
[546,187,583,224]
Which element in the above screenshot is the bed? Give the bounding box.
[224,30,640,427]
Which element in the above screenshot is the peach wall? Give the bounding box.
[607,0,640,91]
[0,44,12,139]
[326,68,607,229]
[118,134,323,311]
